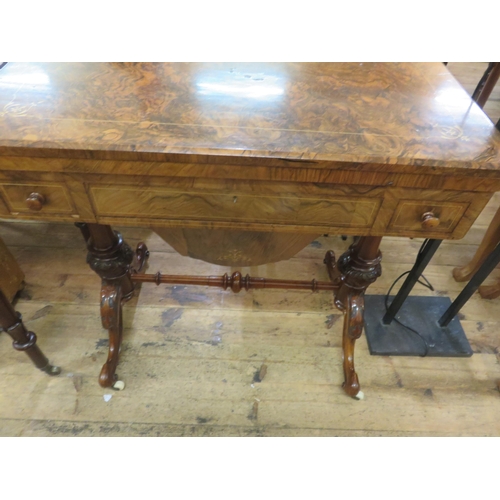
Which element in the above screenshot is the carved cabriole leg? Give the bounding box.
[0,287,61,375]
[76,223,148,390]
[99,283,123,388]
[325,237,382,399]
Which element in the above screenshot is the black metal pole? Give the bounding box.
[439,242,500,327]
[382,239,443,325]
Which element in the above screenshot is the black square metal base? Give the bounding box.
[364,295,473,357]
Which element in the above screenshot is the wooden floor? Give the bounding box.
[1,63,500,437]
[447,62,500,125]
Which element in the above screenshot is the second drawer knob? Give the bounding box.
[421,211,440,229]
[26,192,46,211]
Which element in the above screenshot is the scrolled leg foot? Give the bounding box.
[341,293,365,399]
[98,283,124,388]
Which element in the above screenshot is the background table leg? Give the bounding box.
[453,205,500,283]
[0,288,60,375]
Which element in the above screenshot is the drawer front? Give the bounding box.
[0,183,75,214]
[89,186,381,228]
[388,200,468,234]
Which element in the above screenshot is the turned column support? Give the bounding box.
[76,223,136,299]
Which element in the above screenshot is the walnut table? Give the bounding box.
[1,62,500,398]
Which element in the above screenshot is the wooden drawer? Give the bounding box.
[89,185,381,228]
[0,182,75,215]
[388,199,468,234]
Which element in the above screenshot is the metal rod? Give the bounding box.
[439,241,500,327]
[383,239,443,325]
[472,62,500,109]
[131,270,339,293]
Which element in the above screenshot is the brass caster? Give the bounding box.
[112,380,125,391]
[41,364,62,376]
[353,391,365,401]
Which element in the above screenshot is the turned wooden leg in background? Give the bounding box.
[325,237,382,399]
[0,287,61,375]
[453,205,500,299]
[453,205,500,283]
[76,223,149,390]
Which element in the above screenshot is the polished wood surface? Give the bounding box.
[448,63,500,122]
[131,267,339,292]
[1,63,500,173]
[1,63,500,397]
[0,170,491,239]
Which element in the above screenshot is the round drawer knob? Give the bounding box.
[26,192,45,211]
[421,211,440,229]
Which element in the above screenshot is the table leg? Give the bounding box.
[0,288,61,375]
[453,204,500,283]
[76,223,149,390]
[472,62,500,109]
[325,236,382,398]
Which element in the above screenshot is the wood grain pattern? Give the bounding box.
[1,63,500,174]
[0,166,491,239]
[389,200,467,233]
[153,229,320,266]
[89,185,380,227]
[0,182,75,214]
[447,62,500,126]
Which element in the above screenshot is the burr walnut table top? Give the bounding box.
[1,62,500,176]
